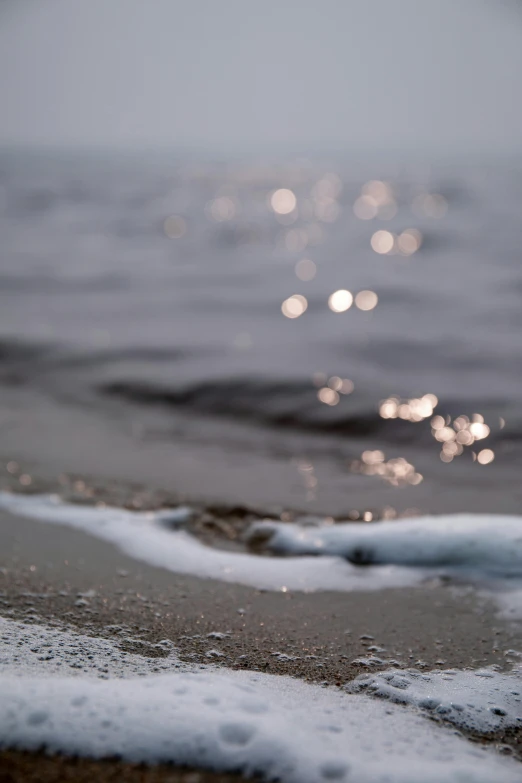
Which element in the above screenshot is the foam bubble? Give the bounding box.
[349,666,522,734]
[247,515,522,575]
[0,644,520,782]
[0,616,183,678]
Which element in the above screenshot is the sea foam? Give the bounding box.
[246,515,522,574]
[2,493,522,604]
[1,617,522,783]
[349,666,522,733]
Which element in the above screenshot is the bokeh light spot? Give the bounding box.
[353,195,378,220]
[295,259,316,281]
[328,376,343,391]
[271,188,297,215]
[469,422,490,440]
[328,290,353,313]
[318,387,340,406]
[371,230,395,255]
[397,229,423,256]
[339,379,354,394]
[282,294,308,319]
[355,290,378,311]
[207,196,236,222]
[477,448,495,465]
[164,215,187,238]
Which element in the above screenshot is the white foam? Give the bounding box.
[349,667,522,734]
[0,493,424,592]
[0,625,520,782]
[2,493,522,599]
[0,616,182,678]
[492,587,522,620]
[246,516,522,575]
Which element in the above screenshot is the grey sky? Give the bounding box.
[1,0,521,153]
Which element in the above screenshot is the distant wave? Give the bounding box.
[0,337,52,363]
[99,376,518,443]
[0,272,127,294]
[0,336,516,444]
[0,338,192,381]
[100,377,427,441]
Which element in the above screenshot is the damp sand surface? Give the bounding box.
[0,749,246,783]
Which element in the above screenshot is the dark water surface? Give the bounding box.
[1,149,521,516]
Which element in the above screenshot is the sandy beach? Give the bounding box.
[1,487,522,779]
[2,3,522,779]
[3,501,522,678]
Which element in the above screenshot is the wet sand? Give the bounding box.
[0,750,247,783]
[2,504,522,778]
[2,506,522,677]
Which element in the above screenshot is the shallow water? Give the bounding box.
[1,149,521,516]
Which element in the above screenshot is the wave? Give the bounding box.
[0,272,127,294]
[0,337,52,363]
[99,376,516,444]
[0,338,193,372]
[99,377,411,439]
[2,492,522,592]
[246,516,522,575]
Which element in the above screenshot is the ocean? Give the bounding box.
[1,148,521,517]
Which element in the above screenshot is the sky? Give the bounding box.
[0,0,521,154]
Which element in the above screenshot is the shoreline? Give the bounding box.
[2,506,522,678]
[2,496,522,779]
